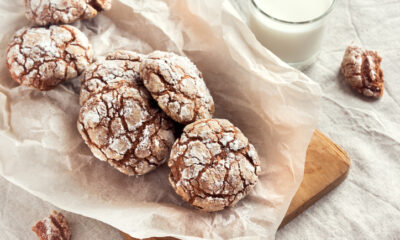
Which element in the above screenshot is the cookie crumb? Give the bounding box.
[341,45,384,98]
[32,210,71,240]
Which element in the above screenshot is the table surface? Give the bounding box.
[2,0,400,239]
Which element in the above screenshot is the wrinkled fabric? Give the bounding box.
[272,0,400,239]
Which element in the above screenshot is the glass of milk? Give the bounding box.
[249,0,336,69]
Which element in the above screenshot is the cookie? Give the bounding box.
[25,0,112,26]
[140,51,214,124]
[80,50,144,106]
[77,59,176,175]
[6,25,93,91]
[168,119,260,212]
[32,211,71,240]
[341,45,384,98]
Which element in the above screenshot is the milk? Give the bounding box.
[255,0,332,22]
[249,0,334,67]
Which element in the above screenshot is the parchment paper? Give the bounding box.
[0,0,321,239]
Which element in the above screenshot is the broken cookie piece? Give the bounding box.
[341,45,384,98]
[6,25,93,91]
[168,119,261,212]
[25,0,112,26]
[32,210,71,240]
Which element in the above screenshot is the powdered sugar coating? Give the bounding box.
[168,119,260,212]
[77,52,176,175]
[341,45,384,98]
[6,25,93,91]
[32,210,71,240]
[25,0,112,26]
[80,50,145,106]
[140,51,214,124]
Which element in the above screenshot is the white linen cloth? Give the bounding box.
[1,0,400,239]
[277,0,400,238]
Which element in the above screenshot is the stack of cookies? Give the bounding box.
[6,0,261,212]
[78,50,261,212]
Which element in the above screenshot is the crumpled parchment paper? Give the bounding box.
[0,0,321,239]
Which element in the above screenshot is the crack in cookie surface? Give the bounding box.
[78,85,176,175]
[140,51,215,124]
[6,25,93,91]
[80,50,145,106]
[25,0,112,26]
[168,119,261,212]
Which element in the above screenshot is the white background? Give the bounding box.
[1,0,400,239]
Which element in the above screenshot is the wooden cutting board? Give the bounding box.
[122,130,350,240]
[279,130,350,227]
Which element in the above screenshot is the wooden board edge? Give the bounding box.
[120,130,351,239]
[279,130,351,228]
[279,166,350,228]
[121,232,177,240]
[314,130,351,166]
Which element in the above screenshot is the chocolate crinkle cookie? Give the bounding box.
[78,51,176,176]
[32,210,71,240]
[25,0,112,26]
[168,119,261,212]
[80,50,145,106]
[6,25,93,91]
[140,51,215,124]
[341,45,384,98]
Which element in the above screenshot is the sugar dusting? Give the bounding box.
[78,51,176,176]
[140,51,214,123]
[6,25,92,91]
[168,119,261,212]
[32,211,71,240]
[341,45,384,98]
[25,0,112,25]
